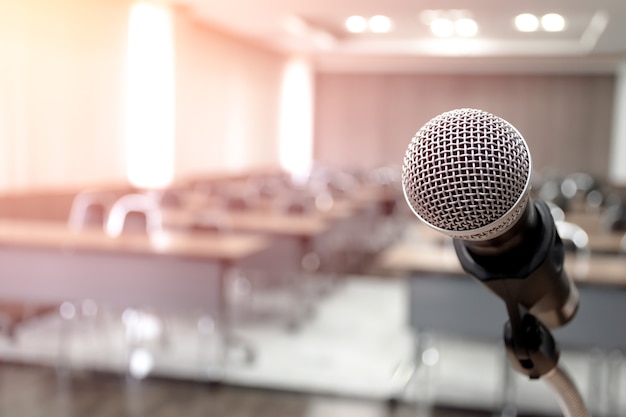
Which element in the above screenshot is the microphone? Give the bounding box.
[402,108,579,329]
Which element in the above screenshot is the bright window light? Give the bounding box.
[125,1,175,189]
[515,13,539,32]
[369,15,393,33]
[455,18,478,37]
[345,15,367,33]
[278,56,314,183]
[431,18,455,37]
[541,13,566,32]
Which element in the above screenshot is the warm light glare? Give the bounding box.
[345,15,367,33]
[422,347,440,366]
[515,13,539,32]
[424,10,478,38]
[455,18,478,37]
[129,348,155,379]
[279,57,314,183]
[369,15,393,33]
[431,18,455,37]
[541,13,566,32]
[125,1,175,189]
[282,15,308,36]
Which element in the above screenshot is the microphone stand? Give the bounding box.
[452,200,591,417]
[502,302,590,417]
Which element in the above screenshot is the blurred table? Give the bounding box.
[375,240,626,287]
[565,211,606,233]
[0,219,271,360]
[585,232,625,254]
[375,238,626,353]
[561,210,625,254]
[162,207,353,328]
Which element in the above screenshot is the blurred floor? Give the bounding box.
[0,275,620,417]
[0,362,551,417]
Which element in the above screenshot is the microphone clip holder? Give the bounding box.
[501,304,591,417]
[503,304,559,380]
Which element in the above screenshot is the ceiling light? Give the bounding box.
[345,15,367,33]
[541,13,566,32]
[431,18,455,37]
[515,13,539,32]
[455,18,478,37]
[369,15,393,33]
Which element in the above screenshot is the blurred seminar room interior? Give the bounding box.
[1,0,626,416]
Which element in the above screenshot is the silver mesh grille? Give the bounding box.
[402,108,531,240]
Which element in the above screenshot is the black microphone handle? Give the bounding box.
[453,199,579,329]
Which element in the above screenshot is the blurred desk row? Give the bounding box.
[374,221,626,348]
[0,177,403,370]
[375,239,626,287]
[374,219,626,417]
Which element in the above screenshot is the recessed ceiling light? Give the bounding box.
[369,15,393,33]
[541,13,566,32]
[345,15,367,33]
[515,13,539,32]
[455,18,478,37]
[431,18,455,37]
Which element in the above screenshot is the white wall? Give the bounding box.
[174,9,285,179]
[0,0,130,190]
[609,63,626,185]
[0,1,287,192]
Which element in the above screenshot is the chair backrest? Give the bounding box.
[555,220,589,253]
[275,192,314,215]
[191,209,232,233]
[105,193,163,237]
[604,199,626,232]
[68,190,117,231]
[157,188,186,209]
[555,220,591,280]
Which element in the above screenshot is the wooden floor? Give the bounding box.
[0,361,539,417]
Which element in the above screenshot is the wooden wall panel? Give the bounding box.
[314,73,615,181]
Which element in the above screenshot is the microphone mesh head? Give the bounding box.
[402,108,531,240]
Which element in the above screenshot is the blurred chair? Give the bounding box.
[68,189,117,231]
[62,190,122,372]
[562,172,606,213]
[190,208,233,233]
[250,176,286,199]
[0,302,57,342]
[539,178,570,213]
[564,172,600,196]
[105,192,172,377]
[556,220,591,281]
[224,194,252,211]
[556,220,590,254]
[604,198,626,232]
[156,188,186,209]
[106,193,163,237]
[275,191,315,215]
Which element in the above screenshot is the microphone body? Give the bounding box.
[453,198,578,329]
[402,108,579,329]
